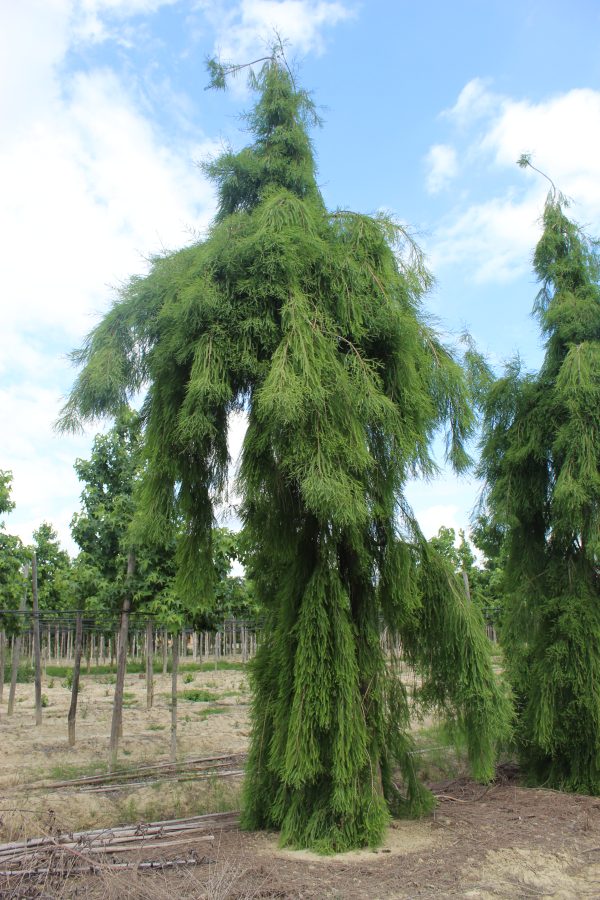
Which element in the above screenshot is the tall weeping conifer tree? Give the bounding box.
[60,54,509,850]
[479,157,600,792]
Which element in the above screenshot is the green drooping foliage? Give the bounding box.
[479,174,600,792]
[60,57,509,850]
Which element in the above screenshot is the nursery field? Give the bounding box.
[1,661,600,899]
[0,660,250,839]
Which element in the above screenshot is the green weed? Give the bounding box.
[180,689,220,702]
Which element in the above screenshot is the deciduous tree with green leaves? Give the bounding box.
[479,158,600,792]
[32,522,72,612]
[0,472,28,637]
[60,54,509,850]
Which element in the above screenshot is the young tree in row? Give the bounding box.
[32,522,72,612]
[428,524,506,626]
[0,472,29,711]
[60,55,510,850]
[0,472,26,627]
[71,409,172,763]
[479,159,600,791]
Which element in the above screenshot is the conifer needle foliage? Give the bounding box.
[60,56,509,851]
[480,165,600,792]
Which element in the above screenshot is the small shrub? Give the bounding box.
[41,693,49,708]
[62,671,83,691]
[47,678,55,688]
[183,672,194,684]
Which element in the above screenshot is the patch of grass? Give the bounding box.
[180,688,220,702]
[147,723,165,731]
[190,660,246,672]
[198,706,227,719]
[44,658,247,679]
[47,760,109,782]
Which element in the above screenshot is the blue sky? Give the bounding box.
[2,0,600,554]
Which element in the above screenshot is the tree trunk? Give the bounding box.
[108,551,135,771]
[170,632,179,763]
[32,553,43,726]
[68,610,84,746]
[462,569,471,602]
[0,629,5,705]
[162,628,168,675]
[8,572,28,716]
[145,620,154,710]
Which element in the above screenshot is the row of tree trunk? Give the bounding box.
[1,608,259,770]
[2,620,257,668]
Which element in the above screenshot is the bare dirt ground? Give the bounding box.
[2,664,600,899]
[51,779,600,900]
[0,663,250,837]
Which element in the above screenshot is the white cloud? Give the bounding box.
[425,144,458,194]
[72,0,179,43]
[415,504,460,540]
[202,0,354,62]
[0,0,353,555]
[0,1,219,552]
[443,77,498,127]
[429,192,540,283]
[428,83,600,282]
[406,470,480,542]
[481,88,600,208]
